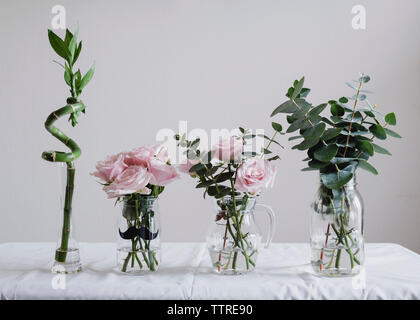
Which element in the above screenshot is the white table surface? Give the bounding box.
[0,242,419,300]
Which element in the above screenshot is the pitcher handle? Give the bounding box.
[255,203,276,248]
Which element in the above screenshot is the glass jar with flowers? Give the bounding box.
[92,145,178,274]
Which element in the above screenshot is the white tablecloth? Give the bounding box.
[0,242,418,300]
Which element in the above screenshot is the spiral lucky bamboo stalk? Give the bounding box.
[42,28,94,263]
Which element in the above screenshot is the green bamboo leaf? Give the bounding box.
[48,29,71,61]
[64,29,73,46]
[385,112,396,126]
[372,143,392,155]
[68,26,79,61]
[314,144,338,162]
[78,65,95,91]
[358,160,378,175]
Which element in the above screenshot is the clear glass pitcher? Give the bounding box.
[206,195,276,275]
[310,176,365,276]
[116,195,161,274]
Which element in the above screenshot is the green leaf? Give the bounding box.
[263,148,272,154]
[73,41,82,64]
[271,122,283,132]
[321,171,353,189]
[64,29,73,46]
[360,75,371,83]
[384,128,402,138]
[214,172,235,183]
[339,97,349,103]
[64,64,71,86]
[308,103,327,117]
[356,140,374,156]
[271,100,296,115]
[68,26,79,62]
[268,155,280,161]
[308,160,329,168]
[330,157,358,164]
[369,124,387,140]
[358,160,378,175]
[78,65,95,91]
[189,163,205,173]
[196,180,214,188]
[286,118,310,133]
[303,122,326,140]
[314,144,338,162]
[292,77,304,99]
[301,167,318,172]
[385,112,396,126]
[48,29,71,61]
[292,138,319,150]
[330,103,345,116]
[288,135,303,141]
[322,128,342,141]
[372,143,392,155]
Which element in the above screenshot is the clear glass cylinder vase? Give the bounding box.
[116,195,161,274]
[310,176,365,276]
[51,163,82,274]
[206,195,275,275]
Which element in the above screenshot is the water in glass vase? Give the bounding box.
[208,246,258,275]
[310,176,365,276]
[117,247,161,274]
[206,195,275,275]
[51,247,81,274]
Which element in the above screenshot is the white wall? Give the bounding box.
[0,0,419,252]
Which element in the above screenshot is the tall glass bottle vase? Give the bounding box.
[117,195,161,274]
[51,163,82,274]
[310,176,364,276]
[206,195,276,275]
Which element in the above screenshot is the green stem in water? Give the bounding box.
[43,100,86,263]
[55,161,75,262]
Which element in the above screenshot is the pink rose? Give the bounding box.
[235,157,276,193]
[178,158,201,176]
[91,153,128,183]
[213,137,243,162]
[124,145,157,166]
[103,166,152,198]
[147,157,179,186]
